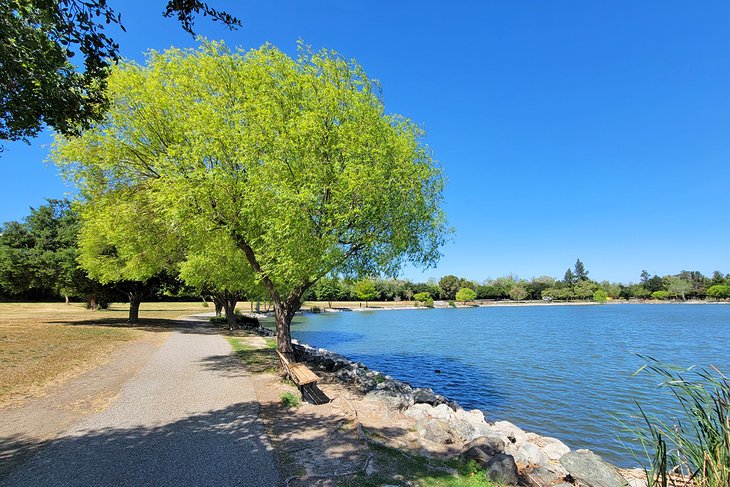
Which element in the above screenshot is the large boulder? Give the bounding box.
[463,435,508,457]
[460,446,492,467]
[515,442,550,468]
[416,418,454,444]
[493,421,529,445]
[560,450,629,487]
[413,387,440,405]
[484,454,520,485]
[363,388,414,410]
[542,438,571,461]
[523,466,565,487]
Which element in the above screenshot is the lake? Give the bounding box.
[284,303,730,466]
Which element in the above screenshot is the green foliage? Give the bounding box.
[354,279,378,305]
[455,287,477,303]
[573,279,596,300]
[563,268,576,285]
[280,391,301,408]
[651,290,670,300]
[707,284,730,299]
[438,275,460,300]
[413,292,433,307]
[312,277,341,307]
[448,300,455,307]
[666,276,693,301]
[508,284,528,301]
[622,358,729,487]
[593,289,609,303]
[54,40,449,351]
[574,258,589,281]
[0,0,240,146]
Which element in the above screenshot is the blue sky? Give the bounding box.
[2,1,729,283]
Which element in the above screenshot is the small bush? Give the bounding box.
[593,289,609,303]
[374,373,386,384]
[310,306,322,313]
[456,287,477,303]
[210,315,227,325]
[413,292,434,307]
[652,290,670,300]
[234,311,259,328]
[448,300,456,307]
[281,391,301,408]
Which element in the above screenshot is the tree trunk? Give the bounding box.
[274,302,296,353]
[212,295,224,317]
[64,294,70,305]
[88,294,98,311]
[128,291,143,323]
[222,294,238,331]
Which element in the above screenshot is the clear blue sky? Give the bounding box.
[2,1,729,283]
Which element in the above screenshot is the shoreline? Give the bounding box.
[298,298,728,315]
[246,321,646,486]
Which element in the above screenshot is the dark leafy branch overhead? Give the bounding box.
[0,0,240,148]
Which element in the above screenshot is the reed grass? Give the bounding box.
[622,356,729,487]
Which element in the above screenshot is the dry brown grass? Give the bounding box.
[0,301,210,407]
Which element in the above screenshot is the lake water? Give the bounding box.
[284,303,730,466]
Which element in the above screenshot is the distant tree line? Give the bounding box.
[2,205,727,312]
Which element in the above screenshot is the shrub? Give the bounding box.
[707,284,730,300]
[281,391,301,408]
[593,289,609,303]
[413,292,433,307]
[210,315,227,325]
[652,290,670,300]
[455,287,477,303]
[310,306,322,313]
[621,358,729,487]
[448,300,456,307]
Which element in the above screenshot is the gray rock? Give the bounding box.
[363,388,414,410]
[417,419,454,444]
[542,439,571,461]
[493,420,529,445]
[484,453,520,485]
[460,446,492,467]
[524,466,564,487]
[515,442,550,468]
[463,435,507,456]
[413,387,441,405]
[560,450,628,487]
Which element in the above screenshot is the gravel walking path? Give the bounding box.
[2,324,280,486]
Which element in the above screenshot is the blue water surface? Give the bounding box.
[275,303,730,466]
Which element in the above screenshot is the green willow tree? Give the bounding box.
[179,232,260,330]
[76,189,180,322]
[54,41,448,352]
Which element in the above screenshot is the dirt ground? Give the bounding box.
[228,334,466,487]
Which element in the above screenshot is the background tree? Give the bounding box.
[0,199,114,306]
[55,41,449,351]
[574,258,589,281]
[75,190,180,322]
[455,287,477,303]
[707,284,730,300]
[593,289,608,303]
[313,277,342,309]
[563,268,576,286]
[353,279,378,308]
[573,279,596,300]
[438,275,460,300]
[508,283,528,301]
[667,276,693,301]
[178,232,259,330]
[1,0,240,148]
[413,291,433,307]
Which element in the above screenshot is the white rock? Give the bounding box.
[541,439,570,461]
[404,403,433,421]
[430,403,455,420]
[515,442,550,467]
[493,420,529,445]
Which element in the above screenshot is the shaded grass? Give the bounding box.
[339,441,496,487]
[225,336,278,373]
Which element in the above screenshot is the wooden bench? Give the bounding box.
[276,350,319,388]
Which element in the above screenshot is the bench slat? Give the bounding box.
[276,350,319,386]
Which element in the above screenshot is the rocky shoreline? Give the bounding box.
[249,324,643,487]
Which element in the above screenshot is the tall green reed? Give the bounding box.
[620,356,729,487]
